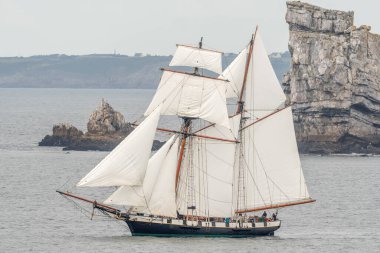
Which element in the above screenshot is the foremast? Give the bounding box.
[175,37,206,218]
[175,37,203,191]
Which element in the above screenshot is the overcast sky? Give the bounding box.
[0,0,378,57]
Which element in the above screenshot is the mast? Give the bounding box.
[236,26,258,114]
[174,37,203,192]
[194,37,203,75]
[235,27,258,214]
[175,117,191,190]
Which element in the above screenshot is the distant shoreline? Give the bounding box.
[0,52,290,89]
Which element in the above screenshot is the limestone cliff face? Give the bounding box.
[283,1,380,154]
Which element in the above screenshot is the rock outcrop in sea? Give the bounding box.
[87,99,132,135]
[39,99,164,151]
[39,123,84,147]
[283,1,380,154]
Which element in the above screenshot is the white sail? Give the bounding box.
[221,30,286,117]
[220,47,248,98]
[104,135,177,206]
[245,30,286,118]
[224,28,310,212]
[144,70,230,129]
[240,107,310,210]
[170,45,223,74]
[77,106,161,187]
[177,115,240,217]
[148,138,180,218]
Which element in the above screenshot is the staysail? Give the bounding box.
[220,47,248,98]
[104,135,177,206]
[147,137,180,217]
[77,105,161,187]
[170,44,223,74]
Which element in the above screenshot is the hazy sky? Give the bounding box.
[0,0,378,56]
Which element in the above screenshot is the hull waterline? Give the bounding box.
[125,217,280,237]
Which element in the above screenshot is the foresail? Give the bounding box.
[77,105,161,187]
[148,138,180,218]
[103,135,177,206]
[177,115,241,217]
[144,70,230,129]
[170,45,223,74]
[239,107,310,211]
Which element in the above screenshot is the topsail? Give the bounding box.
[170,44,223,74]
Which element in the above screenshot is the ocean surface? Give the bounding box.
[0,88,379,252]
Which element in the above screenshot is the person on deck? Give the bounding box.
[272,212,277,221]
[262,211,267,218]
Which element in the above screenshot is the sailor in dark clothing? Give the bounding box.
[262,211,267,218]
[272,212,277,221]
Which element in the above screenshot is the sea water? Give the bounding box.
[0,88,379,252]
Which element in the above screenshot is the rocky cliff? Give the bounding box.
[39,100,163,151]
[283,1,380,154]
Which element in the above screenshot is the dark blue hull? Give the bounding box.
[126,220,280,237]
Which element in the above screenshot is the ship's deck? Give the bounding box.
[127,214,281,229]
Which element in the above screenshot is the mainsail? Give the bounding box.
[77,105,161,187]
[241,107,310,211]
[230,28,311,212]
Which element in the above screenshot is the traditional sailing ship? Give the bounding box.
[57,27,315,237]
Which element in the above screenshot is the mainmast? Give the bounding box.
[236,26,258,114]
[235,27,258,214]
